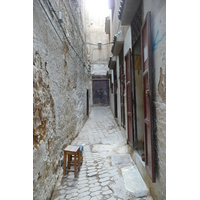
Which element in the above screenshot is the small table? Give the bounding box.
[63,145,81,177]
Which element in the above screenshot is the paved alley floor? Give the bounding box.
[51,107,153,200]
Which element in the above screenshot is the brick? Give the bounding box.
[98,170,108,175]
[99,173,110,179]
[99,177,110,183]
[90,197,98,200]
[78,187,89,193]
[78,179,88,185]
[78,191,90,198]
[87,172,98,177]
[101,181,110,187]
[102,190,112,195]
[88,179,98,185]
[78,183,88,189]
[78,196,91,200]
[89,186,102,192]
[90,190,101,197]
[96,195,103,200]
[89,182,100,188]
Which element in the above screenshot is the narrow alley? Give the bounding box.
[51,106,153,200]
[33,0,166,199]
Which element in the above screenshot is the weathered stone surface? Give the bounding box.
[121,165,150,197]
[89,186,102,192]
[33,0,90,199]
[102,189,113,195]
[87,172,98,177]
[78,191,90,198]
[101,181,110,187]
[99,176,110,183]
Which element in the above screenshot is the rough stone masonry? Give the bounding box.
[33,0,90,199]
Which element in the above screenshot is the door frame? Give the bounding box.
[125,48,134,148]
[119,48,125,128]
[113,66,118,118]
[92,75,109,106]
[141,11,156,182]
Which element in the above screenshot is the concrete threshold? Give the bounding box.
[121,165,149,197]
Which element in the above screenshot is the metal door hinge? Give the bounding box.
[145,89,151,97]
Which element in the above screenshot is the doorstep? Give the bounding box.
[121,165,150,197]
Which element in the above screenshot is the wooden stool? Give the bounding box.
[63,145,81,177]
[73,145,83,165]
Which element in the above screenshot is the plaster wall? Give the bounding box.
[33,0,90,199]
[91,62,108,76]
[112,0,121,37]
[124,27,132,55]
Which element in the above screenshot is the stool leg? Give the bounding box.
[68,154,71,169]
[74,153,77,177]
[78,149,80,171]
[63,151,66,175]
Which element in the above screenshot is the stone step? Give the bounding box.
[121,165,150,198]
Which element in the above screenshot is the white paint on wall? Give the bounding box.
[124,26,132,57]
[91,63,109,76]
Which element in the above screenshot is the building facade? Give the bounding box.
[106,0,166,199]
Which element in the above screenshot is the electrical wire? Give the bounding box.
[47,0,93,75]
[37,0,113,76]
[61,0,85,45]
[47,0,85,66]
[82,42,113,68]
[37,0,64,47]
[37,0,90,76]
[83,42,113,46]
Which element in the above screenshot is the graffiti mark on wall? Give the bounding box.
[152,29,166,52]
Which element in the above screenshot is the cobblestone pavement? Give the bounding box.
[51,107,153,200]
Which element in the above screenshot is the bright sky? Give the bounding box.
[85,0,109,17]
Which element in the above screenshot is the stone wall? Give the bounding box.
[33,0,90,199]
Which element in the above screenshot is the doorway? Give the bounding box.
[125,49,134,148]
[92,75,109,106]
[119,47,125,128]
[113,67,118,118]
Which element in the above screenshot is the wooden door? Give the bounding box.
[114,67,118,118]
[131,50,137,144]
[120,65,125,128]
[92,78,109,106]
[125,49,134,148]
[120,48,125,128]
[141,11,156,182]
